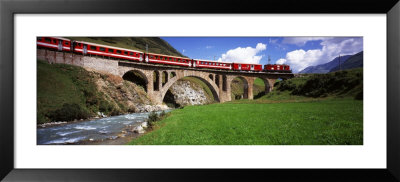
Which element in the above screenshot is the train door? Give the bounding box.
[83,44,87,55]
[193,60,196,68]
[139,53,143,62]
[145,54,149,62]
[250,65,254,71]
[58,40,63,51]
[238,64,241,70]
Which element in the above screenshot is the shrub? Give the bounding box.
[47,103,90,122]
[160,110,166,117]
[355,90,363,100]
[147,111,159,128]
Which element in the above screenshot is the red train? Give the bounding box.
[37,37,291,73]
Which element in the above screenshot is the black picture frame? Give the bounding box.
[1,0,399,181]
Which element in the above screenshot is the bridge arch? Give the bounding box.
[160,73,220,104]
[122,70,149,92]
[230,76,249,100]
[253,77,272,99]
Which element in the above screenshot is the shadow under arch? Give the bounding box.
[161,76,220,105]
[230,76,249,100]
[122,70,148,92]
[253,77,271,99]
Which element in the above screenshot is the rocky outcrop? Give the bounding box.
[91,71,210,113]
[168,80,212,106]
[92,72,169,114]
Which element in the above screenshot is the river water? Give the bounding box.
[37,110,171,145]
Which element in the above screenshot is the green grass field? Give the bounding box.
[128,98,363,145]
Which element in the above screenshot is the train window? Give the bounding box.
[37,37,42,41]
[150,55,154,59]
[124,51,128,55]
[139,53,143,57]
[129,52,133,56]
[108,49,114,53]
[52,39,57,43]
[116,50,122,54]
[155,56,158,59]
[99,47,106,52]
[90,46,96,50]
[65,42,69,46]
[177,59,180,62]
[44,38,51,43]
[169,58,172,61]
[173,58,176,61]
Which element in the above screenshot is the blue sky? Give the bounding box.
[161,37,363,73]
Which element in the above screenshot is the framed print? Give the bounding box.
[1,0,400,181]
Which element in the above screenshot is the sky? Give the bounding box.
[161,37,363,73]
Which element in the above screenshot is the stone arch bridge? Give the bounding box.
[38,49,294,104]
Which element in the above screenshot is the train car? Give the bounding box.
[232,63,262,71]
[264,64,292,73]
[72,41,144,62]
[193,59,232,70]
[37,37,72,51]
[146,52,191,67]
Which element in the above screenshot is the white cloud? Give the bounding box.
[217,43,267,64]
[205,45,214,49]
[282,37,330,46]
[276,58,287,64]
[182,49,185,53]
[281,37,363,72]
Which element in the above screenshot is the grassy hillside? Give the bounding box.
[37,59,152,124]
[330,51,363,72]
[66,37,185,57]
[128,98,362,145]
[272,68,363,99]
[37,60,105,123]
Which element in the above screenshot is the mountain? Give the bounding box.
[66,37,185,57]
[299,55,352,74]
[329,51,363,72]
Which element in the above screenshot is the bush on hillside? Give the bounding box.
[147,111,159,129]
[47,103,90,122]
[274,69,362,98]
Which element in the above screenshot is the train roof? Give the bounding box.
[265,64,290,66]
[147,52,190,60]
[232,62,262,66]
[193,58,233,64]
[45,36,72,41]
[73,40,144,53]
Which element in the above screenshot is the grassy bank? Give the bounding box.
[37,60,132,124]
[128,98,362,145]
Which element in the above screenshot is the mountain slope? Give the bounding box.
[67,37,185,57]
[330,51,363,72]
[299,55,352,74]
